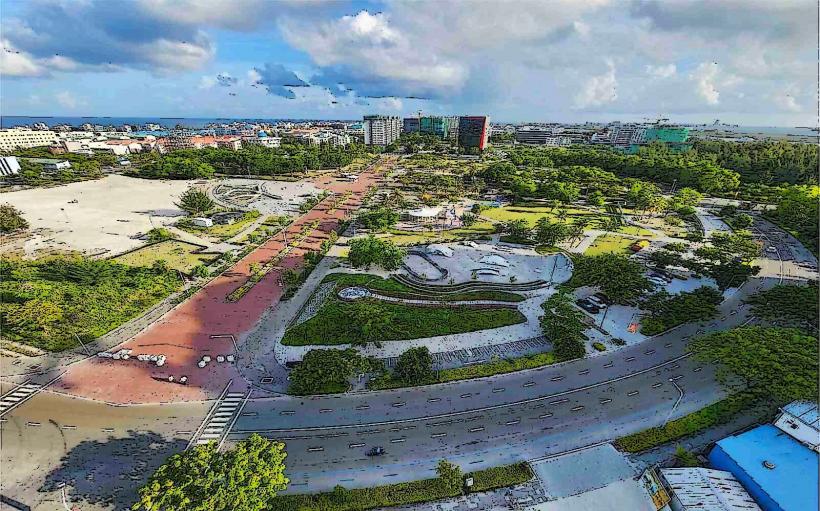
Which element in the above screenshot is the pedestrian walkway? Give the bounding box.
[191,390,248,448]
[0,382,43,417]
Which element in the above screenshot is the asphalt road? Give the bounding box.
[226,276,775,492]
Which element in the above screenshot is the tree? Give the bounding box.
[670,188,703,211]
[289,349,372,395]
[0,203,28,233]
[730,213,753,229]
[568,254,653,304]
[191,264,210,278]
[587,190,605,207]
[690,326,818,403]
[534,217,568,247]
[460,212,477,227]
[359,207,399,231]
[436,460,463,493]
[541,292,587,361]
[176,187,215,216]
[395,347,434,384]
[503,219,531,241]
[348,236,406,271]
[133,434,288,511]
[746,282,818,333]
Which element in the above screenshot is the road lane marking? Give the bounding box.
[392,402,406,407]
[651,382,663,388]
[603,362,614,368]
[234,352,695,433]
[625,357,636,362]
[427,398,441,403]
[460,394,472,399]
[280,411,296,415]
[468,427,485,432]
[538,413,553,419]
[307,447,324,452]
[319,409,333,413]
[492,388,505,393]
[505,420,521,425]
[669,375,684,381]
[550,376,565,381]
[627,391,639,396]
[599,398,612,404]
[431,432,447,438]
[390,437,406,443]
[523,382,535,387]
[578,369,590,375]
[571,406,585,412]
[550,398,570,405]
[644,350,656,355]
[693,367,703,372]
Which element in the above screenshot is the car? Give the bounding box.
[593,293,613,305]
[586,295,605,306]
[576,300,601,313]
[766,246,777,253]
[367,446,385,457]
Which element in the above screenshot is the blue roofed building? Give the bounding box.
[708,424,819,511]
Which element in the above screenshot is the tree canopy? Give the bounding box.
[288,348,375,395]
[689,326,818,403]
[348,236,406,271]
[567,253,653,304]
[176,187,215,216]
[541,292,587,361]
[746,282,818,334]
[394,347,434,385]
[133,434,288,511]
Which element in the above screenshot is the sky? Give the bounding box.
[0,0,817,125]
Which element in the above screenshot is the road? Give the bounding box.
[225,275,776,493]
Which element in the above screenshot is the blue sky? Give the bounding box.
[1,0,815,125]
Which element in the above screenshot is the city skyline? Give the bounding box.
[1,0,816,126]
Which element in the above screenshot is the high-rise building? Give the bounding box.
[419,116,451,139]
[363,115,401,146]
[457,116,490,150]
[403,117,420,133]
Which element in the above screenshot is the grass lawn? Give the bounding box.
[584,234,639,256]
[323,273,525,302]
[618,225,655,237]
[370,351,556,390]
[482,205,608,228]
[281,297,526,346]
[177,211,261,241]
[271,463,532,511]
[113,240,214,273]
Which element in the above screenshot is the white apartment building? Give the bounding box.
[243,136,281,148]
[363,115,401,146]
[0,128,58,151]
[0,156,21,177]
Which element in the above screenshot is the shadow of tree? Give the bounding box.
[40,430,187,510]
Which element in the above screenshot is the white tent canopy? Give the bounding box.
[407,207,441,218]
[427,244,454,257]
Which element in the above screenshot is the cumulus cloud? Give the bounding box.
[574,60,618,108]
[645,63,676,79]
[251,63,309,98]
[690,62,721,105]
[55,91,83,109]
[0,39,44,77]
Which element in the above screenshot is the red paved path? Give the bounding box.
[52,167,383,404]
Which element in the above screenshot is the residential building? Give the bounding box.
[0,128,58,151]
[363,115,401,146]
[773,400,819,452]
[0,156,21,177]
[658,467,761,511]
[445,116,459,142]
[242,134,281,148]
[458,116,490,150]
[403,117,420,133]
[21,158,71,172]
[215,137,243,150]
[708,424,818,511]
[304,132,350,147]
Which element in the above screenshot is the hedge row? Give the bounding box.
[270,463,532,511]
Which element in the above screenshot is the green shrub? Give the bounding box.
[592,342,606,352]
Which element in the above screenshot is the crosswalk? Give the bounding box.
[0,381,42,417]
[191,390,248,449]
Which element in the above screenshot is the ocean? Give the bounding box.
[0,116,349,130]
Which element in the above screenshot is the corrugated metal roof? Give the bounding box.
[661,468,761,511]
[782,400,819,430]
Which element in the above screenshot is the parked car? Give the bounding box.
[367,446,385,457]
[576,299,601,313]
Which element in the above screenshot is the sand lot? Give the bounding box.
[0,175,324,259]
[0,175,196,258]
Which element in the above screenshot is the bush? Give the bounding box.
[567,253,652,304]
[592,342,606,352]
[0,203,28,233]
[640,286,723,335]
[359,207,399,231]
[395,347,434,385]
[146,227,174,242]
[615,395,755,452]
[288,349,376,395]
